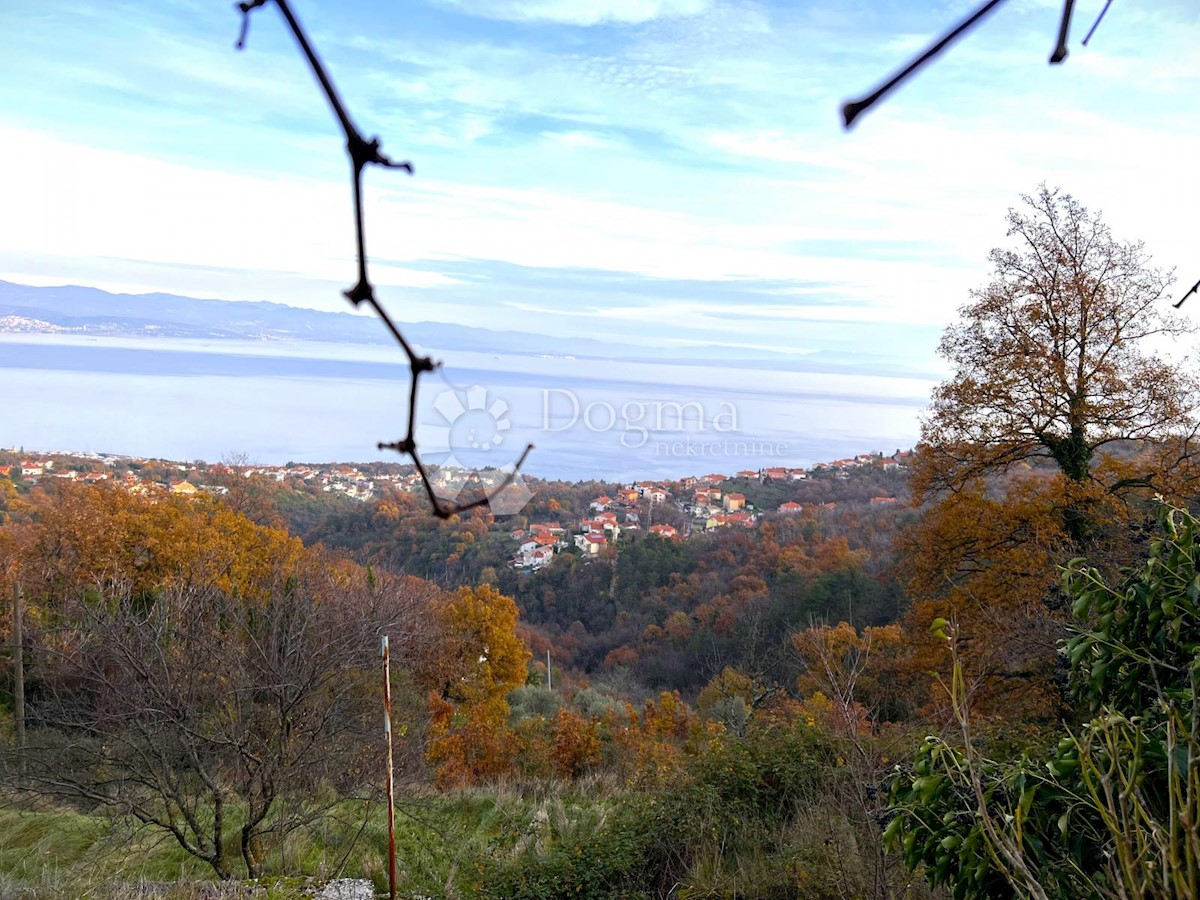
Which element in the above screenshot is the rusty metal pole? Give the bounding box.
[381,635,396,900]
[12,581,25,775]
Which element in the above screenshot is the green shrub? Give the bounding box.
[479,723,839,899]
[887,504,1200,900]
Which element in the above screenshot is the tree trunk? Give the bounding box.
[11,582,25,775]
[241,825,264,879]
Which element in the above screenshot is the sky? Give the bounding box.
[1,0,1198,365]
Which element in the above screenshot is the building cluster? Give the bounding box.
[505,452,912,569]
[1,450,428,504]
[680,477,759,531]
[509,481,676,571]
[510,522,569,570]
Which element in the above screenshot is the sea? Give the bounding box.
[0,334,936,482]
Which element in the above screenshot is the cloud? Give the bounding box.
[430,0,711,26]
[3,0,1199,365]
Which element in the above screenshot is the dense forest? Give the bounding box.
[3,189,1200,898]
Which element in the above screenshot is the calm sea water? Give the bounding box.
[0,335,934,481]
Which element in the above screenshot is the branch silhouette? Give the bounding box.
[842,0,1097,129]
[839,3,1200,305]
[234,0,533,518]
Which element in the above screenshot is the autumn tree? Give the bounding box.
[889,505,1200,900]
[917,185,1197,533]
[904,187,1199,716]
[3,515,425,879]
[424,583,530,787]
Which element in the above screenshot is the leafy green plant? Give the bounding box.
[887,504,1200,899]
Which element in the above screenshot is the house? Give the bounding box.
[778,501,803,515]
[170,480,199,496]
[647,487,668,503]
[763,467,788,480]
[870,496,898,505]
[788,469,808,481]
[701,473,726,485]
[737,469,759,479]
[575,532,608,554]
[649,524,677,539]
[581,515,620,539]
[590,495,613,512]
[723,492,746,512]
[618,488,639,504]
[0,465,11,478]
[20,461,43,477]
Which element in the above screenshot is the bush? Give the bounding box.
[887,504,1200,900]
[509,686,563,723]
[480,722,840,899]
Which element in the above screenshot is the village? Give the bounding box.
[0,451,421,502]
[1,447,909,577]
[506,451,911,571]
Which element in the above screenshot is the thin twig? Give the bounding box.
[1082,0,1115,46]
[1174,278,1200,310]
[842,0,1113,127]
[234,0,532,518]
[841,0,1008,129]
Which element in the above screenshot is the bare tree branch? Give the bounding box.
[1081,0,1115,47]
[843,0,1105,128]
[234,0,532,518]
[842,0,1008,129]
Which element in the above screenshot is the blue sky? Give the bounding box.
[1,0,1198,366]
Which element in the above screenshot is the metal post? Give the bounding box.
[381,635,396,900]
[13,581,24,774]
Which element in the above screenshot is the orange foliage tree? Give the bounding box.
[425,583,531,788]
[792,621,905,736]
[0,481,429,880]
[904,187,1199,718]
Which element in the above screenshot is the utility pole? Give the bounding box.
[381,635,396,900]
[12,581,25,774]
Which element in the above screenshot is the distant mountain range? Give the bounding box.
[0,279,446,345]
[0,279,939,377]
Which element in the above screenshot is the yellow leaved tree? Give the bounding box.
[425,583,531,788]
